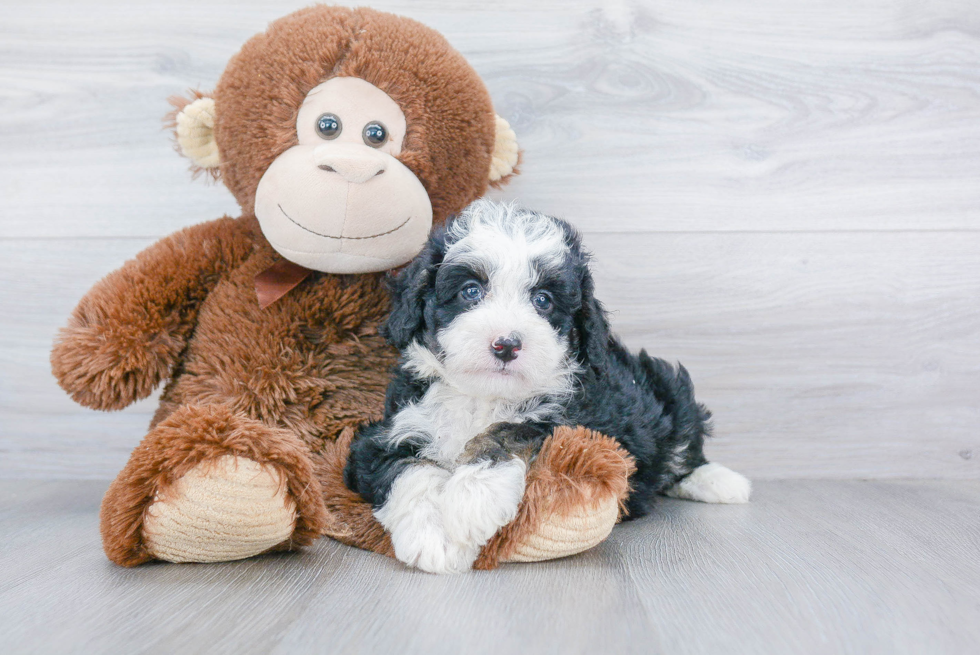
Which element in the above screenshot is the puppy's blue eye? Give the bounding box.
[532,291,553,312]
[460,282,484,302]
[316,113,342,139]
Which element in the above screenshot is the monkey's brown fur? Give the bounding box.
[51,6,632,568]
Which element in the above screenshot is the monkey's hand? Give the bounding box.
[51,217,252,410]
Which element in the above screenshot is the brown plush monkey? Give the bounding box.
[51,6,633,569]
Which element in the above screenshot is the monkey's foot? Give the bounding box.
[100,404,330,566]
[504,494,621,563]
[143,455,297,563]
[475,426,635,569]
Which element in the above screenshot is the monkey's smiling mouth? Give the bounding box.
[278,204,412,240]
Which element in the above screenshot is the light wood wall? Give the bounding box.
[2,0,978,479]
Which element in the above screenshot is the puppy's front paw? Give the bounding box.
[389,520,478,575]
[665,463,752,504]
[374,464,479,574]
[461,422,547,465]
[442,458,526,546]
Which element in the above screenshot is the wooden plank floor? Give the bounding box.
[2,480,978,654]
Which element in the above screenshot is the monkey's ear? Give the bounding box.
[488,115,520,187]
[166,91,221,177]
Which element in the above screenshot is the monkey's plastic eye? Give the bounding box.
[460,282,484,302]
[532,291,554,312]
[363,121,388,147]
[316,114,342,139]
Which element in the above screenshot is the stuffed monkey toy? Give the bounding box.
[51,6,633,570]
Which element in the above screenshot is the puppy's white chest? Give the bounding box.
[414,384,524,465]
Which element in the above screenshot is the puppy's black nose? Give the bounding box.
[491,336,522,363]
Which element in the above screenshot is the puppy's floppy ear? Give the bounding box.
[573,252,611,371]
[382,230,446,349]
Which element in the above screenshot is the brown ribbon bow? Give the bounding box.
[254,259,313,309]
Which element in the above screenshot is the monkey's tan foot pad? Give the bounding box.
[474,426,635,570]
[503,495,621,562]
[143,455,297,563]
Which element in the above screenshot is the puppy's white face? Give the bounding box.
[405,201,580,402]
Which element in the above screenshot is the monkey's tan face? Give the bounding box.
[254,77,433,273]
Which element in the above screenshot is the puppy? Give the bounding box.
[345,199,750,573]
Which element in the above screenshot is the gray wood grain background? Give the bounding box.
[2,0,978,480]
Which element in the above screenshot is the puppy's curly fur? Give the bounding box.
[345,200,751,573]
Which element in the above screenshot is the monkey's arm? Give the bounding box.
[51,217,254,410]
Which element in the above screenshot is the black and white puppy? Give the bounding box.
[345,199,750,574]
